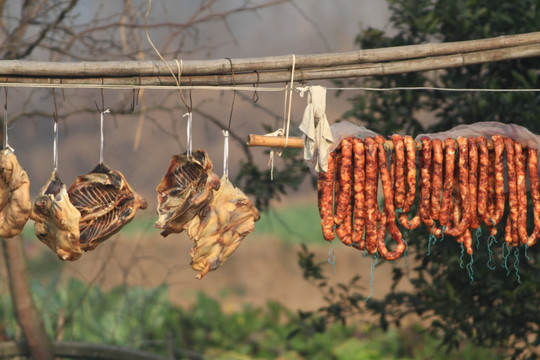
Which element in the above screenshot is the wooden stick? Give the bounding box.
[246,134,513,150]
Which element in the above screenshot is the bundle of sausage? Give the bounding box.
[317,131,540,260]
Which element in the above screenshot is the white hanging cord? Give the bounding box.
[53,118,58,172]
[222,130,229,178]
[99,109,110,164]
[183,112,193,158]
[3,88,8,149]
[264,128,284,181]
[283,54,296,149]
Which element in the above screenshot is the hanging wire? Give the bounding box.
[99,109,110,164]
[3,87,8,149]
[52,89,59,172]
[514,247,521,284]
[222,58,236,178]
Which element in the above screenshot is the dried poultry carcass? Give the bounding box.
[67,162,147,251]
[0,148,31,238]
[155,149,220,237]
[186,175,260,279]
[31,171,82,261]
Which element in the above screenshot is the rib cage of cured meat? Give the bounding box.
[186,175,260,279]
[31,171,82,261]
[67,162,147,251]
[0,148,31,238]
[155,149,220,237]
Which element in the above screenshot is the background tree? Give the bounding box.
[336,0,540,358]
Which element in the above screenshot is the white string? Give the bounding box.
[100,109,110,164]
[325,86,540,92]
[183,112,192,157]
[264,128,284,181]
[283,54,296,149]
[53,119,58,172]
[222,130,229,178]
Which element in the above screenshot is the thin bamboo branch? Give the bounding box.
[0,340,170,360]
[1,32,540,77]
[1,238,54,360]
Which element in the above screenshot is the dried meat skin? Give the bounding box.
[68,162,147,250]
[31,171,82,261]
[186,175,260,279]
[0,148,31,238]
[155,149,220,236]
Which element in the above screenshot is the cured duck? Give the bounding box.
[155,149,220,237]
[67,162,147,251]
[186,175,260,279]
[0,148,31,238]
[31,171,82,260]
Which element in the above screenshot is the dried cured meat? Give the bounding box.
[155,149,220,237]
[186,176,260,279]
[0,148,31,238]
[31,171,82,261]
[68,162,147,250]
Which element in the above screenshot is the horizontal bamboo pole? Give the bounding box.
[1,32,539,78]
[2,44,539,88]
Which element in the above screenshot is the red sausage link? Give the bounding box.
[390,135,406,210]
[445,137,471,237]
[527,147,540,247]
[364,137,379,254]
[515,141,528,245]
[504,137,519,247]
[467,137,480,230]
[319,151,336,241]
[334,138,353,225]
[352,138,366,249]
[431,138,443,221]
[375,135,405,260]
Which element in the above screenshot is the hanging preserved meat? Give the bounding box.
[68,162,147,251]
[155,149,221,237]
[0,148,31,238]
[186,175,260,279]
[31,171,82,261]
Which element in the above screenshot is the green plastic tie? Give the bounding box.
[502,243,510,276]
[466,253,475,285]
[475,228,482,250]
[403,239,409,269]
[487,235,496,270]
[365,253,379,302]
[459,243,465,269]
[427,233,436,256]
[525,244,530,261]
[440,225,446,242]
[514,247,521,284]
[327,241,336,274]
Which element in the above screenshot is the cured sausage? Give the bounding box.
[445,137,471,237]
[375,135,405,260]
[352,137,366,249]
[318,150,335,241]
[467,137,480,230]
[336,194,354,245]
[430,138,443,221]
[364,137,379,254]
[527,147,540,247]
[390,135,406,210]
[504,137,519,246]
[419,137,433,228]
[476,136,489,224]
[398,136,420,229]
[334,138,353,226]
[491,136,506,227]
[439,138,456,229]
[515,141,528,245]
